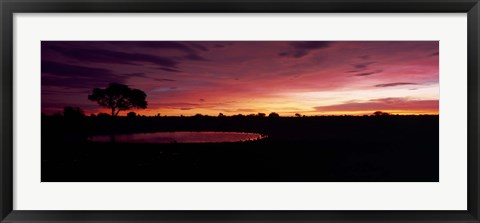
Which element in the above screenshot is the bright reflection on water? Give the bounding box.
[89,131,266,143]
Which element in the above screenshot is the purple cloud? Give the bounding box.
[375,82,419,87]
[279,41,332,58]
[42,61,125,88]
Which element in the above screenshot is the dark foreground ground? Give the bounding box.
[42,115,439,182]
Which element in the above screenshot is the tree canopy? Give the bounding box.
[88,83,147,116]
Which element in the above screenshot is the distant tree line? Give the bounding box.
[46,108,399,119]
[43,83,413,119]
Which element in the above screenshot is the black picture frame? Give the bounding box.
[1,0,479,222]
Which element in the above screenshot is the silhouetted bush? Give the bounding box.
[268,112,280,118]
[373,111,390,116]
[63,106,85,119]
[127,112,137,118]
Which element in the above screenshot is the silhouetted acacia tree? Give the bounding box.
[295,113,301,117]
[257,113,266,117]
[88,83,148,117]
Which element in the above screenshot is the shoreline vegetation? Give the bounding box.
[42,111,438,137]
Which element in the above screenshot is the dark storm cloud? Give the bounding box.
[353,62,376,69]
[121,73,146,78]
[346,70,361,73]
[47,45,179,68]
[154,78,176,82]
[374,82,418,87]
[278,51,308,58]
[42,76,123,89]
[184,54,209,61]
[290,41,332,50]
[42,89,90,95]
[279,41,332,58]
[111,41,209,61]
[347,61,380,76]
[42,60,113,77]
[358,55,371,60]
[189,43,209,52]
[41,61,125,88]
[111,41,196,53]
[156,67,183,73]
[353,69,383,76]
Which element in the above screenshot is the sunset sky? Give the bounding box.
[41,41,439,116]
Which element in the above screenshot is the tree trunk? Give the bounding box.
[110,107,116,143]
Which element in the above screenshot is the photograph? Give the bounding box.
[41,41,439,182]
[3,0,479,221]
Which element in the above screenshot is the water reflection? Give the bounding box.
[89,131,266,143]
